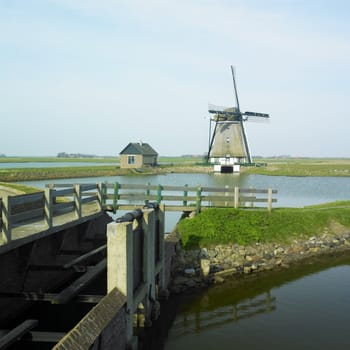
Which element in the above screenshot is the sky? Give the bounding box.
[1,0,350,158]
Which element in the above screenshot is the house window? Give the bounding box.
[128,155,135,165]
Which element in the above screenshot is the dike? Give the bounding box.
[166,228,350,294]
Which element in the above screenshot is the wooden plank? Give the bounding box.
[46,183,74,188]
[11,208,44,224]
[81,195,98,204]
[0,292,103,303]
[0,319,38,349]
[80,184,98,192]
[53,201,75,213]
[52,259,107,304]
[63,244,107,269]
[54,188,74,197]
[9,192,44,206]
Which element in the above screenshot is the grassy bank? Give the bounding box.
[245,158,350,177]
[0,157,349,181]
[177,202,350,249]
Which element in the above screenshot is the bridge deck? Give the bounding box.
[1,201,102,254]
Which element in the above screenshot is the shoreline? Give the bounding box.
[167,228,350,294]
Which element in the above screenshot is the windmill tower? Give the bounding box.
[207,66,269,173]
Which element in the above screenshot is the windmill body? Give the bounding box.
[207,67,269,173]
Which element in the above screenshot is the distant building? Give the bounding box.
[119,142,158,169]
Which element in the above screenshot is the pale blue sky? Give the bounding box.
[1,0,350,157]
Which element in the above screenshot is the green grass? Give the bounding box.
[0,157,118,163]
[0,182,41,194]
[245,158,350,177]
[0,165,124,182]
[177,203,350,249]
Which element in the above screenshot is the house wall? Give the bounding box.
[120,154,143,169]
[143,155,157,166]
[120,155,158,169]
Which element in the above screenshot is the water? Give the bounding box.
[143,253,350,350]
[0,162,117,168]
[16,172,350,231]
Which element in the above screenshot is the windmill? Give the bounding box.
[207,66,269,172]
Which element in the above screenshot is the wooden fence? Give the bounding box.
[0,184,103,245]
[0,183,277,246]
[100,182,277,213]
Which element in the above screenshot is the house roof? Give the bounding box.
[119,142,158,156]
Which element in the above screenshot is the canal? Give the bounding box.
[142,252,350,350]
[14,171,350,348]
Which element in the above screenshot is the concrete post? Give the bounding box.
[107,222,134,347]
[157,204,166,291]
[142,209,155,325]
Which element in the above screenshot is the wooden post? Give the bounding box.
[250,187,254,208]
[74,184,82,219]
[224,185,229,207]
[234,186,239,209]
[1,196,11,244]
[44,187,53,228]
[157,184,162,204]
[145,182,150,205]
[97,182,104,211]
[183,184,188,206]
[196,186,202,213]
[107,221,134,347]
[113,182,119,211]
[267,188,273,212]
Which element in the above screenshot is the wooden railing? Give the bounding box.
[0,182,277,246]
[100,182,277,213]
[0,184,103,245]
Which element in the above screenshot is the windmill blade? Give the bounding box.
[243,111,270,118]
[231,65,240,112]
[208,104,240,116]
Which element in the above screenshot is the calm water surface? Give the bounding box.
[143,253,350,350]
[17,172,350,231]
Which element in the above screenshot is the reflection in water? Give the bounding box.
[141,252,350,350]
[171,291,276,337]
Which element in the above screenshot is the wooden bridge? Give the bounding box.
[0,182,277,250]
[0,182,277,348]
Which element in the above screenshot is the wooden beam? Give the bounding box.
[0,319,38,350]
[52,259,107,304]
[63,244,106,269]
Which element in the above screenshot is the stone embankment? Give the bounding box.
[167,229,350,294]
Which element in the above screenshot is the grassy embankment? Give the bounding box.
[1,157,350,182]
[245,157,350,177]
[1,157,350,249]
[177,202,350,249]
[0,156,208,182]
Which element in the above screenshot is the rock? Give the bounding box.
[199,248,209,259]
[185,279,196,288]
[184,268,196,276]
[243,266,251,274]
[214,276,225,284]
[200,258,211,277]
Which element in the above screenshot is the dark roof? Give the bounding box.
[119,142,158,156]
